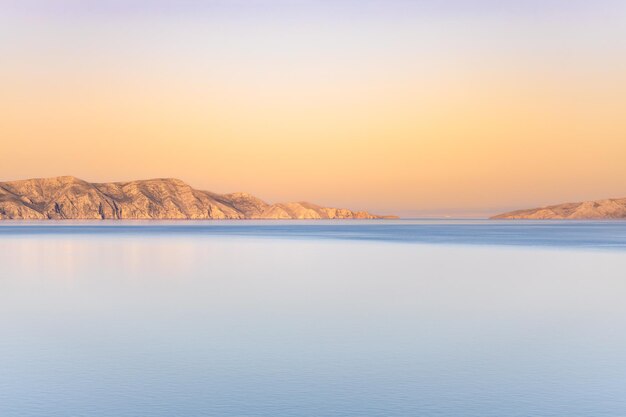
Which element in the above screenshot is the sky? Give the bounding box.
[1,0,625,217]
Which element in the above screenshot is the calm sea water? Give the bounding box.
[1,220,625,417]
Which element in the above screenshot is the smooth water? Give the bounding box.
[1,220,626,417]
[2,219,626,248]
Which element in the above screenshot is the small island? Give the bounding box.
[0,176,397,220]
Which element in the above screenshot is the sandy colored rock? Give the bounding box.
[0,176,396,220]
[491,197,626,220]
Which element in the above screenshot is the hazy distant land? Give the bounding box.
[492,197,626,220]
[0,176,396,220]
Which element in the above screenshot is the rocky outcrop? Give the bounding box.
[491,197,626,220]
[0,176,396,220]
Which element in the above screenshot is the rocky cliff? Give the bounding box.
[0,176,395,220]
[491,197,626,220]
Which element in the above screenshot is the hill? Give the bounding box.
[0,176,396,220]
[491,198,626,220]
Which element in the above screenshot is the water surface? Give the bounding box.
[2,219,626,248]
[1,220,625,416]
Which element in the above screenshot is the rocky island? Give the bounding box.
[491,197,626,220]
[0,176,396,220]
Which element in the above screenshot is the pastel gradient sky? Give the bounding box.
[2,0,625,216]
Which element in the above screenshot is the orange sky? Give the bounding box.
[1,1,625,217]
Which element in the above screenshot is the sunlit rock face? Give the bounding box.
[492,198,626,220]
[0,176,395,220]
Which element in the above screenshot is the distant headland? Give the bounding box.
[492,197,626,220]
[0,176,397,220]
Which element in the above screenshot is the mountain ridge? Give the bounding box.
[491,197,626,220]
[0,176,396,220]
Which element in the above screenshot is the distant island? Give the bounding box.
[0,176,397,220]
[492,197,626,220]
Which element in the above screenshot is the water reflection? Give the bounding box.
[0,228,625,416]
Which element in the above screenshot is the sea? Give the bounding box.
[1,220,625,417]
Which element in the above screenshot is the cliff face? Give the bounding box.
[491,197,626,220]
[0,176,394,220]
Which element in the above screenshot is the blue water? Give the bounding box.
[2,219,626,249]
[1,220,625,416]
